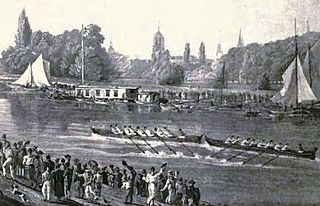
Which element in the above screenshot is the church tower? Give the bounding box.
[216,40,223,60]
[237,29,244,48]
[151,26,165,63]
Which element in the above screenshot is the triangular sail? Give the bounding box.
[31,54,51,87]
[272,56,316,107]
[12,64,32,86]
[302,39,320,99]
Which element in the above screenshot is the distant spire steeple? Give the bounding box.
[237,29,244,47]
[216,30,223,59]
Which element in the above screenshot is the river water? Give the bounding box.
[1,89,320,205]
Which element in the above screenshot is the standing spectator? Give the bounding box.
[122,161,136,205]
[101,166,109,185]
[186,180,201,206]
[72,160,84,198]
[161,170,177,204]
[2,141,14,179]
[34,154,42,188]
[175,177,185,205]
[41,167,51,201]
[64,162,73,198]
[54,164,65,200]
[23,148,34,183]
[144,166,164,206]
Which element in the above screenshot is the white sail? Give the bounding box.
[272,56,316,107]
[302,40,320,99]
[32,54,51,87]
[12,64,32,86]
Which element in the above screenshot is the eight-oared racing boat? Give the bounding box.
[91,126,204,144]
[205,136,317,160]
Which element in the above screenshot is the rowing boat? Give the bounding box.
[205,136,317,160]
[91,127,204,144]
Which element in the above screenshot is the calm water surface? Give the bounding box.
[1,90,320,205]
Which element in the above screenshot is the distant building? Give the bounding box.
[151,27,165,63]
[108,41,115,54]
[216,41,223,60]
[237,29,245,48]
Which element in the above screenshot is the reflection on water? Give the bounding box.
[1,91,320,204]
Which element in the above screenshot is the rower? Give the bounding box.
[154,128,166,138]
[136,126,147,137]
[162,127,174,138]
[231,136,241,144]
[124,126,133,136]
[298,143,304,153]
[249,139,258,147]
[274,143,283,151]
[177,128,186,139]
[281,143,289,151]
[128,125,137,135]
[225,136,234,144]
[240,138,251,146]
[110,124,119,134]
[114,124,124,134]
[266,140,275,149]
[144,127,155,137]
[257,140,267,148]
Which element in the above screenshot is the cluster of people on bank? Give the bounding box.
[225,135,292,152]
[0,134,201,206]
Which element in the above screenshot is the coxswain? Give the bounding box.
[266,140,275,149]
[128,125,137,135]
[240,138,251,146]
[154,128,166,138]
[110,124,119,134]
[137,126,147,137]
[257,140,267,148]
[281,143,289,151]
[177,128,186,139]
[274,143,283,151]
[298,143,304,153]
[162,127,174,138]
[144,127,155,137]
[225,136,234,144]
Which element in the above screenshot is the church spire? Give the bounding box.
[108,40,115,53]
[237,29,244,48]
[216,31,223,60]
[307,19,310,33]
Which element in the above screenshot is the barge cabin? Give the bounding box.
[75,85,139,101]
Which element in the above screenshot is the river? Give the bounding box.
[1,89,320,205]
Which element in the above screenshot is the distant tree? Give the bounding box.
[199,42,206,65]
[15,9,32,47]
[258,73,271,90]
[183,42,190,64]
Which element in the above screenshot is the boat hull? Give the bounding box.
[91,127,204,144]
[205,137,317,160]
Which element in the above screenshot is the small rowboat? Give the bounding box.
[205,136,317,160]
[91,127,204,144]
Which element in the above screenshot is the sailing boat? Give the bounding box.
[271,19,317,118]
[10,54,51,89]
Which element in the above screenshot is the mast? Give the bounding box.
[81,24,85,85]
[308,44,312,88]
[294,18,299,107]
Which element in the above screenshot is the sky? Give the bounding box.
[0,0,319,59]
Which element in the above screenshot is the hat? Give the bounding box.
[188,179,195,185]
[2,134,6,140]
[64,154,71,159]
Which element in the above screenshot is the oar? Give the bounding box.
[212,145,231,156]
[226,151,244,162]
[126,135,145,154]
[141,137,159,154]
[261,154,280,167]
[241,152,264,165]
[156,135,177,155]
[178,139,195,156]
